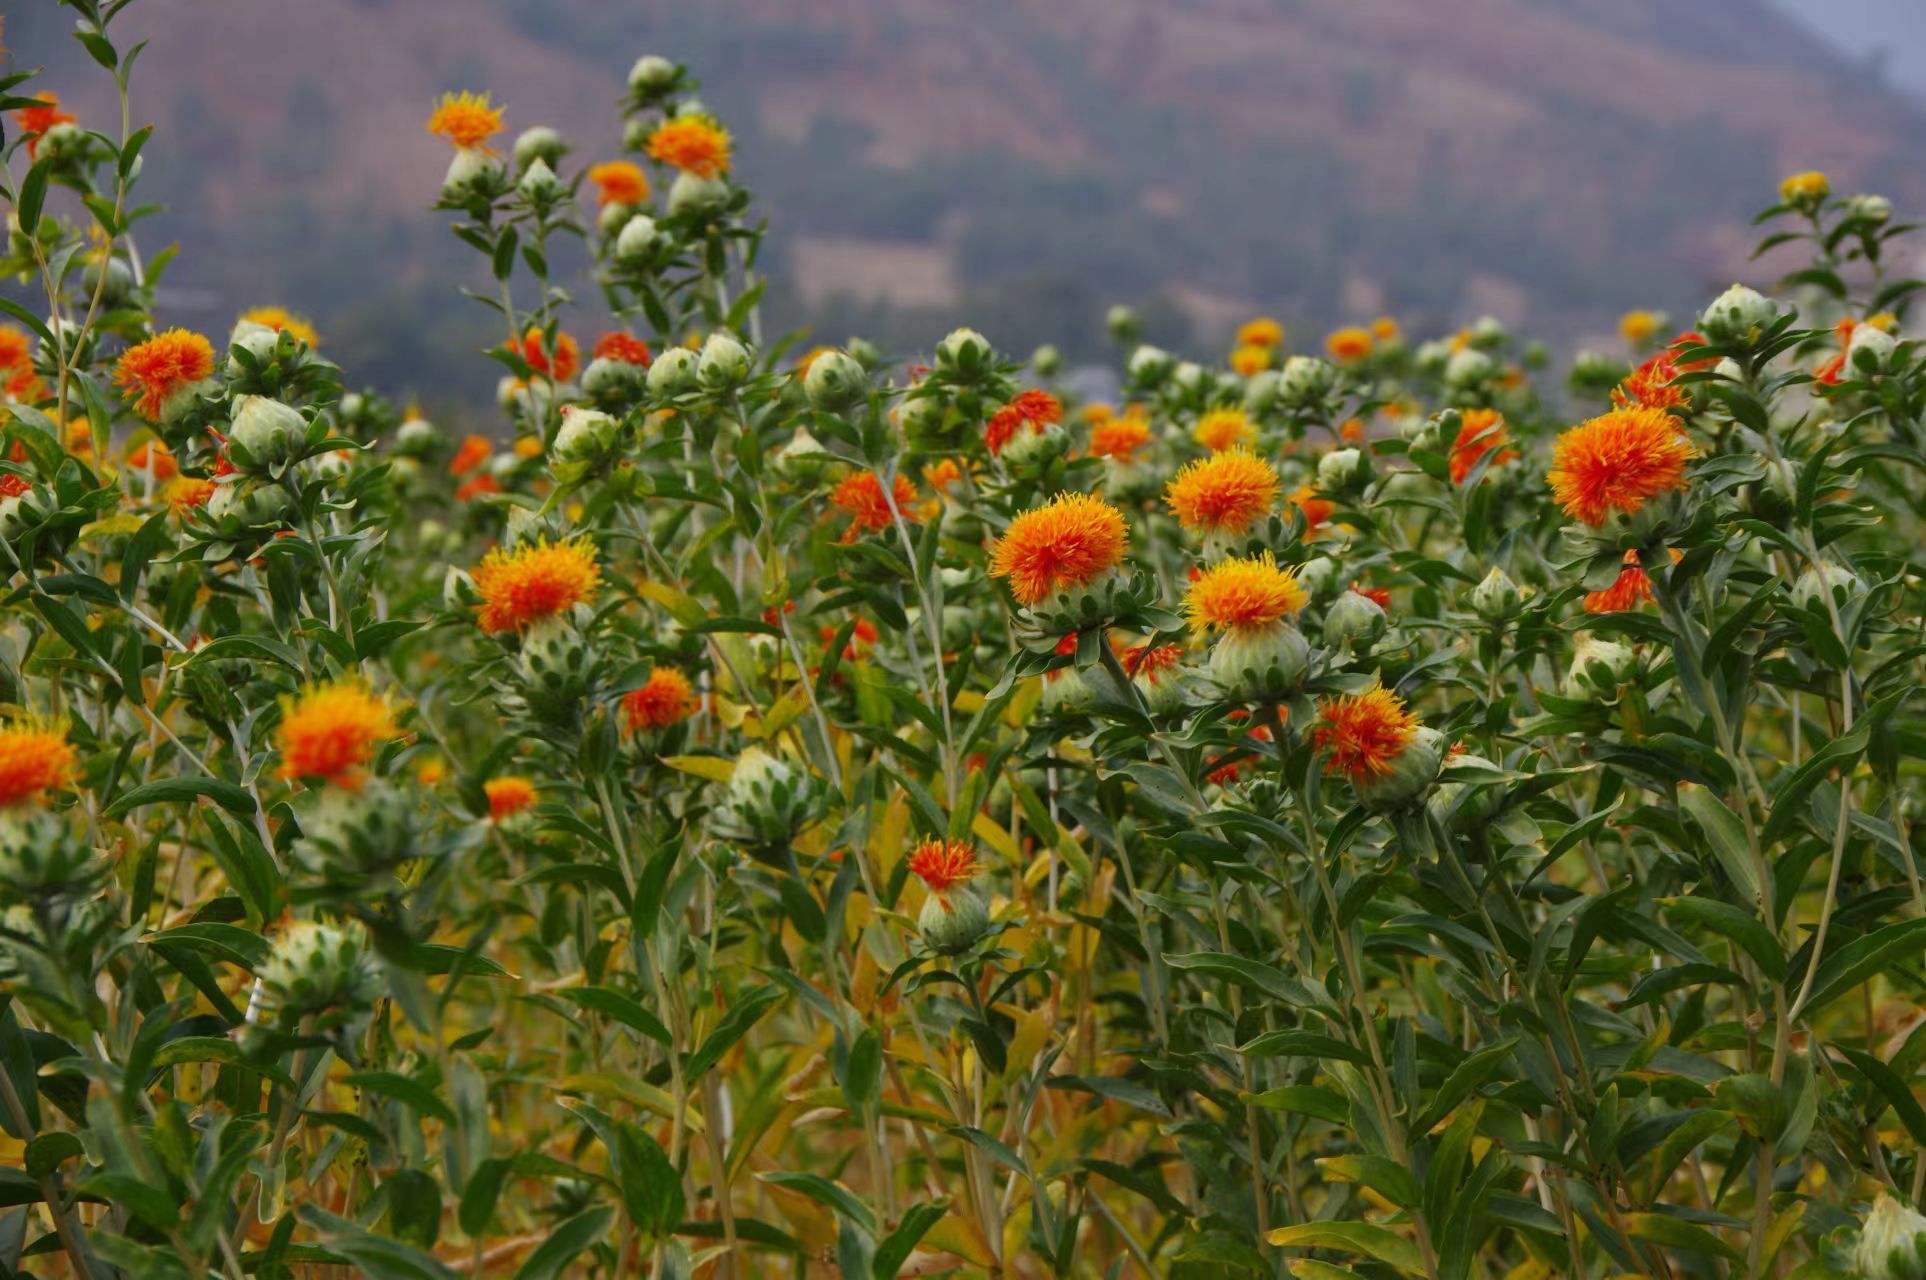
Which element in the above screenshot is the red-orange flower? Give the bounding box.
[1583,548,1682,613]
[1166,449,1279,536]
[622,667,697,732]
[830,471,917,542]
[450,434,492,476]
[1288,485,1335,536]
[0,474,32,500]
[1122,642,1183,682]
[646,115,732,178]
[126,440,179,480]
[1448,409,1516,485]
[908,837,979,895]
[594,332,653,366]
[990,493,1129,605]
[114,330,214,421]
[165,477,217,513]
[472,537,601,634]
[1314,684,1420,780]
[426,91,503,151]
[588,160,649,207]
[1185,553,1307,631]
[456,473,501,502]
[985,389,1062,457]
[509,328,579,382]
[1351,583,1392,610]
[1088,416,1151,462]
[922,458,965,490]
[0,327,30,375]
[0,716,76,806]
[14,95,75,159]
[485,776,538,821]
[276,680,398,786]
[1548,407,1697,526]
[1326,327,1373,361]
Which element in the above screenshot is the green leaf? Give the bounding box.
[1624,1212,1743,1263]
[1659,896,1788,982]
[510,1205,614,1280]
[559,987,670,1047]
[1679,787,1762,909]
[1165,951,1315,1004]
[1235,1030,1368,1065]
[1835,1045,1926,1148]
[459,1157,515,1238]
[106,775,259,821]
[1246,1085,1350,1124]
[760,1171,876,1233]
[343,1072,455,1125]
[684,983,782,1079]
[1802,919,1926,1017]
[872,1200,946,1278]
[1412,1038,1518,1133]
[1315,1154,1420,1208]
[149,922,270,969]
[1267,1221,1423,1274]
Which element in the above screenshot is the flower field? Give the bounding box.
[5,5,1926,1278]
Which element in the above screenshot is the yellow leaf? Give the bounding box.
[971,811,1021,864]
[80,513,147,541]
[952,690,986,714]
[635,578,707,627]
[661,755,736,783]
[761,683,813,741]
[555,1074,698,1130]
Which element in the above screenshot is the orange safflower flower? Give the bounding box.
[1288,484,1334,535]
[126,440,179,480]
[622,667,697,732]
[1167,449,1278,536]
[114,329,214,421]
[1088,416,1151,462]
[1237,316,1285,349]
[0,716,76,807]
[922,458,965,490]
[1185,553,1307,632]
[0,474,28,500]
[1326,327,1373,361]
[276,680,398,786]
[485,775,538,821]
[241,306,319,347]
[991,493,1129,606]
[1122,642,1183,682]
[426,91,504,151]
[472,537,601,634]
[830,471,917,542]
[985,389,1062,457]
[1315,683,1420,780]
[1448,409,1516,485]
[1230,344,1271,376]
[594,332,653,366]
[1339,417,1366,443]
[456,473,500,502]
[1351,582,1392,610]
[588,160,649,207]
[908,837,978,895]
[509,328,579,382]
[1371,317,1400,343]
[1584,548,1682,614]
[0,326,30,374]
[450,434,492,476]
[1193,408,1252,453]
[14,95,75,160]
[165,477,216,513]
[646,115,732,178]
[1548,407,1697,526]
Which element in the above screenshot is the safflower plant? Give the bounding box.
[2,6,1926,1279]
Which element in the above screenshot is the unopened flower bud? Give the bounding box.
[293,781,420,890]
[1791,560,1857,611]
[205,479,294,531]
[1856,1193,1926,1280]
[0,809,99,899]
[1030,344,1062,378]
[1848,323,1897,374]
[845,336,883,368]
[552,406,619,465]
[1243,369,1281,416]
[628,55,680,96]
[443,147,502,200]
[1564,634,1636,701]
[1317,447,1367,493]
[773,425,830,482]
[647,347,701,398]
[1428,750,1505,830]
[1355,726,1444,813]
[1323,590,1387,651]
[1209,622,1310,700]
[1699,284,1779,344]
[802,349,867,410]
[918,887,990,955]
[1470,566,1526,621]
[1106,304,1141,344]
[697,331,752,390]
[228,395,307,472]
[1844,193,1893,226]
[1294,556,1340,601]
[616,214,663,263]
[1278,355,1336,406]
[934,327,993,381]
[667,172,729,219]
[1443,348,1494,387]
[1126,343,1175,386]
[513,126,567,173]
[226,321,280,378]
[256,921,381,1042]
[517,157,561,204]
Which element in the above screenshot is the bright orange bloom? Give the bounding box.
[0,326,30,373]
[1339,417,1366,443]
[1448,409,1517,485]
[991,493,1129,606]
[1237,317,1285,349]
[485,775,538,821]
[922,458,965,490]
[1583,548,1682,614]
[1371,317,1401,343]
[1288,484,1334,535]
[1122,642,1184,682]
[1315,683,1420,780]
[0,474,28,500]
[985,389,1062,457]
[472,537,601,634]
[241,306,319,347]
[588,160,649,207]
[1230,344,1271,376]
[646,115,732,178]
[416,759,448,787]
[165,477,217,513]
[126,440,179,480]
[0,716,76,806]
[456,473,501,502]
[1620,310,1660,346]
[1193,408,1252,453]
[510,328,579,382]
[14,95,75,160]
[1326,327,1373,361]
[426,91,504,151]
[908,837,979,895]
[1166,449,1278,536]
[512,435,542,459]
[114,329,214,421]
[594,332,653,366]
[450,434,492,476]
[1089,416,1151,462]
[622,667,697,732]
[276,680,398,786]
[1548,407,1697,526]
[1185,553,1307,631]
[1351,583,1392,610]
[830,471,917,541]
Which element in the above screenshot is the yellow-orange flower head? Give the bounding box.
[1314,683,1420,781]
[1186,553,1308,632]
[1449,408,1517,485]
[473,537,602,634]
[909,837,979,895]
[241,307,319,347]
[646,115,732,179]
[485,775,538,822]
[1780,170,1829,206]
[622,667,697,732]
[1193,408,1253,453]
[1618,310,1659,346]
[1547,407,1697,527]
[991,493,1129,606]
[1088,416,1151,462]
[1237,316,1285,349]
[589,160,649,207]
[0,716,76,807]
[165,476,217,513]
[1230,344,1271,377]
[114,329,214,421]
[1166,449,1279,536]
[276,680,398,786]
[1325,327,1373,361]
[427,91,504,151]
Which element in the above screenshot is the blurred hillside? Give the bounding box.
[11,0,1926,411]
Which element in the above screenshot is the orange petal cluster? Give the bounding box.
[1185,553,1307,632]
[276,680,398,786]
[990,494,1129,606]
[0,716,76,807]
[1314,684,1420,781]
[622,667,698,732]
[472,537,602,634]
[1547,407,1697,526]
[1166,449,1279,536]
[908,837,979,895]
[114,329,214,421]
[646,115,732,178]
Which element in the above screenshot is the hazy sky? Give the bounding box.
[1770,0,1926,96]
